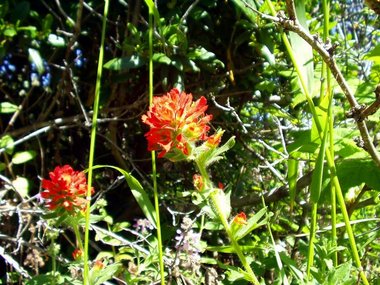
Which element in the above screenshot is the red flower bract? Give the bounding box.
[141,88,212,158]
[233,212,247,225]
[41,165,94,212]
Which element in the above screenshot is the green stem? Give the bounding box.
[209,192,260,285]
[306,202,318,278]
[266,1,368,283]
[83,1,109,284]
[73,223,84,252]
[321,0,338,266]
[196,160,259,284]
[50,237,57,285]
[147,4,165,285]
[261,197,289,284]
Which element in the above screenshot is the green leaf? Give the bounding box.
[234,208,270,240]
[42,14,53,34]
[12,177,30,198]
[364,44,380,64]
[4,26,17,37]
[152,53,171,65]
[258,44,275,65]
[0,135,15,155]
[327,262,352,284]
[92,165,156,228]
[11,150,36,164]
[28,48,44,74]
[288,0,314,96]
[287,130,319,155]
[336,159,380,192]
[0,102,18,113]
[311,91,330,143]
[103,55,145,70]
[287,159,298,211]
[196,136,236,169]
[230,0,257,23]
[144,0,163,34]
[188,47,216,61]
[47,34,66,47]
[90,262,121,285]
[207,244,258,253]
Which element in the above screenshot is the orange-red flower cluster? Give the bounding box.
[41,165,94,212]
[141,88,212,159]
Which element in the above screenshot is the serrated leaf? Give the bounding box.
[0,102,18,113]
[12,150,36,164]
[103,55,145,70]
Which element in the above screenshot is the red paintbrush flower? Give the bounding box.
[141,88,212,160]
[41,165,94,213]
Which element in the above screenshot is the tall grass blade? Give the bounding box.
[289,0,314,96]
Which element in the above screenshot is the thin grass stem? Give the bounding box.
[307,202,318,278]
[321,0,338,267]
[147,3,165,284]
[83,1,110,284]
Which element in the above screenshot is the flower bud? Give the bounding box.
[232,212,247,225]
[193,174,204,192]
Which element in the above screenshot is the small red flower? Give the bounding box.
[41,165,94,212]
[218,182,224,190]
[206,130,224,148]
[141,88,212,159]
[93,259,105,270]
[72,248,83,260]
[233,212,247,225]
[193,174,204,191]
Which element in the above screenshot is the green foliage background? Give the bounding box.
[1,0,380,284]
